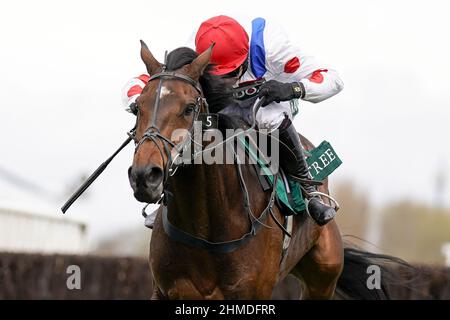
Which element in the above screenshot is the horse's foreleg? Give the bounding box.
[151,286,166,300]
[291,220,344,299]
[150,274,165,300]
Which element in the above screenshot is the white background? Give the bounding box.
[0,0,449,244]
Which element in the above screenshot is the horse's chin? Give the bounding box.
[133,184,163,204]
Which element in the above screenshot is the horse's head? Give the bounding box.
[128,41,213,203]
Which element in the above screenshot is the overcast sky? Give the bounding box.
[1,0,449,243]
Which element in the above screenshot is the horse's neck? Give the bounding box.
[167,162,249,240]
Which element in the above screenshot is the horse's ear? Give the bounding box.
[140,40,162,75]
[188,43,215,80]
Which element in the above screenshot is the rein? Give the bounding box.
[60,67,207,213]
[61,63,282,254]
[156,93,280,253]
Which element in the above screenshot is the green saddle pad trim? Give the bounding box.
[238,138,343,215]
[238,137,306,213]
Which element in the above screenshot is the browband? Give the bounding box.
[149,71,203,95]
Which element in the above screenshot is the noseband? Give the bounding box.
[62,63,285,255]
[61,67,208,213]
[133,68,208,198]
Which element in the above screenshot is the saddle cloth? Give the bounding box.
[238,137,306,215]
[213,96,342,216]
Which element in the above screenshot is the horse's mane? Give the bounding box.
[165,47,235,113]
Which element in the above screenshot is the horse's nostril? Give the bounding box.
[147,167,163,186]
[129,166,163,189]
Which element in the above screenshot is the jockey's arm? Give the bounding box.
[122,31,197,113]
[122,74,150,113]
[262,21,344,104]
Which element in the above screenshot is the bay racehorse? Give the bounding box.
[128,41,412,299]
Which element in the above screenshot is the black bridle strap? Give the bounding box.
[135,130,175,152]
[134,71,204,190]
[162,173,278,254]
[149,71,203,94]
[61,71,205,214]
[149,73,165,129]
[161,135,279,253]
[160,97,284,253]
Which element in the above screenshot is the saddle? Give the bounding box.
[204,105,307,218]
[202,108,305,257]
[210,88,342,215]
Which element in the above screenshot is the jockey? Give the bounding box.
[123,15,344,227]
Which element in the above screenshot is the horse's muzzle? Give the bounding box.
[128,165,164,203]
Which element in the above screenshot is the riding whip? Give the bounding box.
[61,132,134,213]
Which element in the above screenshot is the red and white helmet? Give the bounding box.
[195,15,249,76]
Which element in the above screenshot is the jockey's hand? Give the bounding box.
[258,80,304,107]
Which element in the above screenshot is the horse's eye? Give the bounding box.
[183,104,196,116]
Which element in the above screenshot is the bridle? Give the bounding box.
[60,64,209,214]
[133,70,290,254]
[132,67,209,196]
[62,59,286,254]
